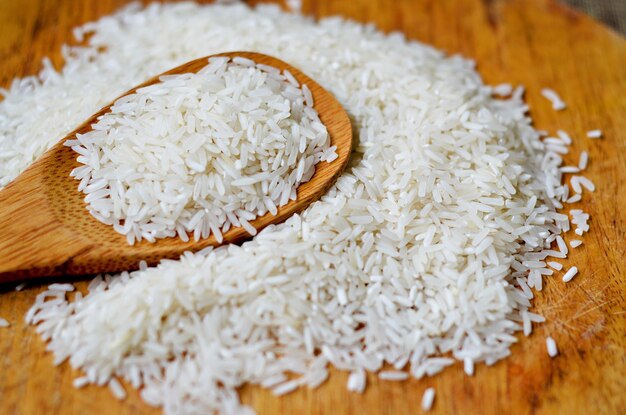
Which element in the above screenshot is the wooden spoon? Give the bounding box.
[0,52,352,283]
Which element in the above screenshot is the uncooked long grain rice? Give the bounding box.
[577,176,595,192]
[73,376,90,389]
[347,370,366,393]
[547,261,563,271]
[556,130,572,145]
[566,194,581,204]
[586,129,602,139]
[69,57,333,244]
[562,266,579,282]
[546,336,558,358]
[378,370,409,381]
[0,2,594,414]
[421,387,436,411]
[578,151,588,170]
[109,378,127,400]
[541,88,566,111]
[463,358,474,376]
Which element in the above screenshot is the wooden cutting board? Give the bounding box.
[0,0,624,414]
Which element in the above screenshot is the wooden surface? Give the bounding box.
[0,0,625,414]
[0,51,352,282]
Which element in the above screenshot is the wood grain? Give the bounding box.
[0,51,352,282]
[0,0,625,414]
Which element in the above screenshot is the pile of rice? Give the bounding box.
[67,56,334,244]
[0,2,593,414]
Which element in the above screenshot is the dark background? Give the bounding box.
[564,0,625,34]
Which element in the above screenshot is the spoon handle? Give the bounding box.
[0,162,86,283]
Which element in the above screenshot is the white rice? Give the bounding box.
[556,235,568,256]
[578,151,588,170]
[577,176,596,192]
[562,266,578,283]
[421,387,436,411]
[586,129,602,139]
[286,0,302,12]
[73,376,90,389]
[272,379,301,396]
[546,336,558,358]
[556,130,572,145]
[570,177,583,194]
[0,2,594,414]
[48,283,75,292]
[68,56,333,244]
[570,209,590,235]
[569,240,582,248]
[492,83,512,96]
[347,369,366,393]
[565,194,581,204]
[463,358,474,376]
[541,88,566,111]
[378,370,409,381]
[547,261,563,271]
[109,377,127,400]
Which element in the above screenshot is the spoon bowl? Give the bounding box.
[0,52,352,283]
